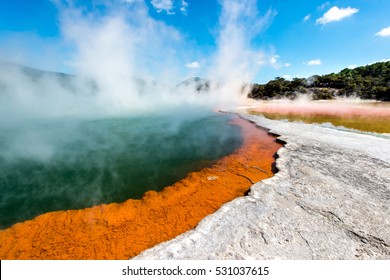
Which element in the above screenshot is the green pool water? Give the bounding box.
[0,113,243,229]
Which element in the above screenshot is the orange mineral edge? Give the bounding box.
[0,116,282,260]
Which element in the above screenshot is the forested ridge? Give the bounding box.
[249,61,390,101]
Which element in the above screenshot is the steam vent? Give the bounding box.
[0,116,282,259]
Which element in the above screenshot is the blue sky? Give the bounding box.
[0,0,389,83]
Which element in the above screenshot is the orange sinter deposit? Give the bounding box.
[0,116,282,260]
[248,100,390,133]
[248,100,390,118]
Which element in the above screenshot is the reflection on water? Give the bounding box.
[248,100,390,134]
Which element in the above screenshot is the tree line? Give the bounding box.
[249,61,390,101]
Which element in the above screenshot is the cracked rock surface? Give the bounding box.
[134,114,390,259]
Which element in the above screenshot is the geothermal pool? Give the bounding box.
[0,115,281,260]
[0,113,243,229]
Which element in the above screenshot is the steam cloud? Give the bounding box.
[1,0,275,120]
[209,0,276,105]
[0,0,276,161]
[0,1,275,226]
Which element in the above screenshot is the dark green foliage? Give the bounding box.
[249,61,390,101]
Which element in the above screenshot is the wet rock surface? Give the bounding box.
[135,114,390,259]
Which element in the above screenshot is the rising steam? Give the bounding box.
[1,0,275,119]
[0,1,275,227]
[0,0,277,165]
[209,0,276,104]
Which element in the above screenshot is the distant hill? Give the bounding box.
[0,60,72,79]
[0,61,82,93]
[249,61,390,101]
[0,62,209,95]
[176,77,210,92]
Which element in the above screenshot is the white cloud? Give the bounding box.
[282,75,292,80]
[122,0,141,4]
[257,55,290,69]
[318,2,330,11]
[303,14,311,22]
[180,0,188,15]
[307,59,322,66]
[149,0,189,15]
[151,0,174,14]
[316,6,359,25]
[375,26,390,37]
[269,55,279,65]
[348,64,357,69]
[185,61,200,69]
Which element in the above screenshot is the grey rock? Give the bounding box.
[134,114,390,259]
